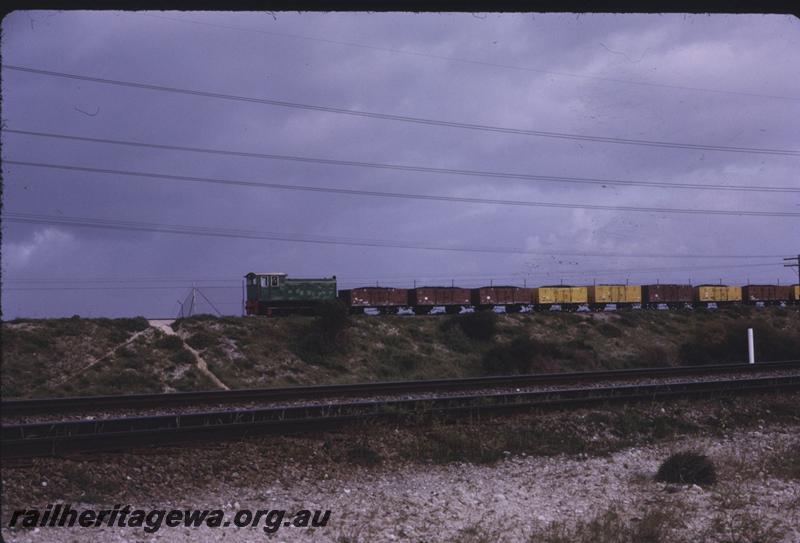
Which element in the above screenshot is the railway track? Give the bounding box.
[3,360,799,417]
[3,373,798,458]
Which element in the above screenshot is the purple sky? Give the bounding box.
[2,12,799,318]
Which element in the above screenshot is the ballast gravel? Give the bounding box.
[2,426,798,542]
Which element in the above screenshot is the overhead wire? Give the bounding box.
[7,160,799,218]
[7,129,799,193]
[2,211,791,259]
[5,64,799,157]
[1,263,788,285]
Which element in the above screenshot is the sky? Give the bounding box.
[1,11,799,318]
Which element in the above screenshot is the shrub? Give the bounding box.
[655,451,716,486]
[186,331,215,350]
[679,320,800,365]
[115,317,150,333]
[156,335,184,350]
[114,346,136,359]
[531,505,677,543]
[345,443,382,466]
[170,348,195,365]
[482,336,560,375]
[456,310,498,341]
[300,300,351,356]
[415,427,503,464]
[597,323,622,338]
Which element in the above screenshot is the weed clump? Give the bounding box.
[532,505,677,543]
[345,443,382,466]
[300,300,351,357]
[456,310,498,341]
[679,320,800,365]
[186,331,215,350]
[597,323,623,338]
[482,336,560,375]
[156,335,184,350]
[655,451,717,486]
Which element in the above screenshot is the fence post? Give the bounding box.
[748,328,755,364]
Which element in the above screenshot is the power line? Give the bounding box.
[5,64,799,157]
[8,128,799,194]
[137,12,800,103]
[2,263,782,287]
[2,211,790,259]
[8,160,800,218]
[3,285,238,291]
[3,277,239,284]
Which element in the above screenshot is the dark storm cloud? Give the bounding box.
[2,12,798,317]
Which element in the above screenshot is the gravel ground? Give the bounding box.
[2,419,798,542]
[4,369,797,425]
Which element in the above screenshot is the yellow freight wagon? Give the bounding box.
[534,286,588,305]
[794,285,800,302]
[694,285,742,303]
[587,285,641,304]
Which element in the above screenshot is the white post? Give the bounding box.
[747,328,755,364]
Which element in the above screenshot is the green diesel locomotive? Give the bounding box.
[244,272,337,315]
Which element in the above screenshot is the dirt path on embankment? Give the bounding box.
[148,320,229,391]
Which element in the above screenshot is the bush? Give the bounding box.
[345,442,382,466]
[679,321,800,365]
[597,323,622,338]
[532,505,677,543]
[482,336,561,375]
[186,331,215,350]
[115,317,150,333]
[314,299,350,333]
[456,310,498,341]
[156,335,184,350]
[170,348,195,365]
[655,451,716,486]
[311,300,351,351]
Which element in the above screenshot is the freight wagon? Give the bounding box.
[532,286,588,310]
[409,287,471,314]
[338,287,409,314]
[641,284,693,309]
[470,287,534,311]
[742,285,793,305]
[694,285,742,307]
[587,285,641,309]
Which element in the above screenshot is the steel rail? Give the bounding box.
[2,375,798,458]
[3,360,799,417]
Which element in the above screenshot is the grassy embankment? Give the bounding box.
[2,305,798,399]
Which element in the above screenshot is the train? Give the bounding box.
[244,272,800,316]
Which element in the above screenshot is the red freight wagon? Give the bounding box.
[410,287,471,311]
[470,287,534,307]
[641,284,693,307]
[742,285,792,303]
[339,287,409,308]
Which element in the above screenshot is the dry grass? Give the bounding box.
[528,504,682,543]
[3,307,798,398]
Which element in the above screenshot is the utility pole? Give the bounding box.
[785,255,800,287]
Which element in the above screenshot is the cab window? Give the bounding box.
[261,277,268,287]
[270,276,279,287]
